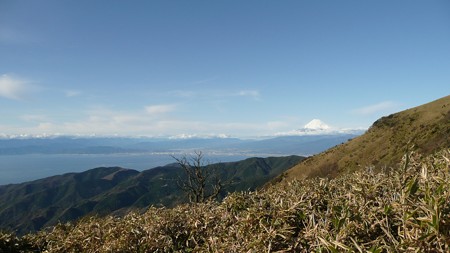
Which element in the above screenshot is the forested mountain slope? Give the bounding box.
[0,155,303,234]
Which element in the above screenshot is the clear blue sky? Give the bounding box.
[1,0,449,137]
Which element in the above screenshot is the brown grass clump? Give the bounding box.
[2,149,450,252]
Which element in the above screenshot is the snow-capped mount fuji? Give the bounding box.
[304,119,331,131]
[275,119,365,136]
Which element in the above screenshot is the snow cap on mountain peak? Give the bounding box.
[304,119,330,130]
[273,119,365,137]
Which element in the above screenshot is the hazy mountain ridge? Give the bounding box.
[0,155,304,234]
[0,132,360,186]
[0,131,362,156]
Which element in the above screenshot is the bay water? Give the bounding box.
[0,153,253,185]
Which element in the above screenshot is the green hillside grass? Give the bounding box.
[2,149,449,252]
[279,95,450,182]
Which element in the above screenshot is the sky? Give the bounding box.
[0,0,449,138]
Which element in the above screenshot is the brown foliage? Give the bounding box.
[2,150,450,252]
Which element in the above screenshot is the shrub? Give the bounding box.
[2,149,450,252]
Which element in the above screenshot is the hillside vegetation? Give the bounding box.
[0,156,303,234]
[1,149,449,252]
[2,96,449,252]
[279,95,450,181]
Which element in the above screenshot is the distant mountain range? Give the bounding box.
[1,95,449,240]
[2,95,449,252]
[0,155,304,234]
[0,127,363,156]
[0,119,363,233]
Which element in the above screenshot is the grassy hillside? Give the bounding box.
[2,149,449,252]
[279,95,450,182]
[0,155,303,234]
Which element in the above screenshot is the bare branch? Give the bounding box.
[173,151,231,203]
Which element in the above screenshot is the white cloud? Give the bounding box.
[36,122,55,131]
[167,90,196,98]
[164,89,261,102]
[191,77,218,85]
[20,114,49,122]
[236,90,260,99]
[266,121,290,130]
[145,104,176,115]
[353,101,397,115]
[65,90,82,97]
[0,101,304,138]
[2,114,295,138]
[0,74,31,100]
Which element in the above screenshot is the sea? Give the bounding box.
[0,153,254,185]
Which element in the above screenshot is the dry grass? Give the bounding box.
[1,149,450,252]
[283,95,450,181]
